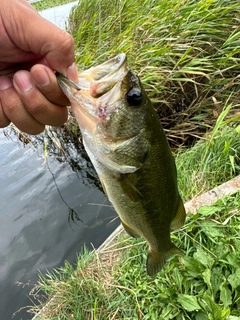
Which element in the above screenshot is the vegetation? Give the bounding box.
[176,104,240,201]
[31,0,75,11]
[68,0,240,146]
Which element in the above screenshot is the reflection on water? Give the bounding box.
[0,128,118,320]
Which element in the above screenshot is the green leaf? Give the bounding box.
[196,311,209,320]
[181,256,204,276]
[202,268,212,289]
[202,292,222,319]
[220,284,232,308]
[223,31,240,47]
[194,248,215,268]
[226,254,240,268]
[177,294,201,312]
[161,304,179,319]
[171,268,183,289]
[201,221,223,239]
[197,206,221,216]
[211,267,225,297]
[236,125,240,135]
[228,268,240,291]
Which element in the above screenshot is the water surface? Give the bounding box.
[0,129,118,319]
[39,1,79,30]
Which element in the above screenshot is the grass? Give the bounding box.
[68,0,240,146]
[30,192,240,319]
[31,0,76,11]
[176,104,240,201]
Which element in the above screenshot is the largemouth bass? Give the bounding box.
[57,53,186,276]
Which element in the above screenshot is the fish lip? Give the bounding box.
[56,72,98,121]
[56,53,127,91]
[93,53,127,81]
[56,53,129,122]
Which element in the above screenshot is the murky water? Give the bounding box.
[0,128,118,320]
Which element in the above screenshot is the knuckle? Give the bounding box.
[1,94,21,116]
[22,91,47,115]
[5,101,19,115]
[52,109,68,126]
[62,33,74,50]
[57,34,75,62]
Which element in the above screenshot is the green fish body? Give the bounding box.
[57,53,186,275]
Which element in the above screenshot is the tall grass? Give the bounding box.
[176,104,240,200]
[69,0,240,145]
[32,0,74,10]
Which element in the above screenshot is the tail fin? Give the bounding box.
[146,244,182,276]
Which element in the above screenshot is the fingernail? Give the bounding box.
[32,68,50,87]
[13,72,33,92]
[0,77,12,90]
[67,62,78,82]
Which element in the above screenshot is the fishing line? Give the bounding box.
[45,157,83,228]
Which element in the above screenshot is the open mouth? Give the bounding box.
[56,54,129,133]
[56,53,128,93]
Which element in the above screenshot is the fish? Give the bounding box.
[57,53,186,276]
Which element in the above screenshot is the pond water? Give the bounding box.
[0,129,118,319]
[0,3,119,319]
[38,1,79,30]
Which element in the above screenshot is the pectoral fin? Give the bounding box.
[118,174,142,202]
[170,198,186,230]
[94,130,151,174]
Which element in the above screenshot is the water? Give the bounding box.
[38,1,79,30]
[0,128,118,320]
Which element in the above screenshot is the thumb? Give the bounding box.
[3,0,78,80]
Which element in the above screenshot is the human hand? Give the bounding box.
[0,0,78,134]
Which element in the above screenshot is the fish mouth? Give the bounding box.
[56,53,129,128]
[57,53,128,97]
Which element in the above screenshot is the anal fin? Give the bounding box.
[170,197,186,230]
[121,220,140,238]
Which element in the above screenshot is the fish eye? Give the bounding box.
[126,88,142,106]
